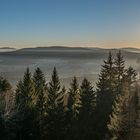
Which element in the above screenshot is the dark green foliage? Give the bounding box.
[68,76,81,120]
[13,68,35,140]
[108,80,130,140]
[47,67,60,108]
[16,68,35,109]
[96,51,115,139]
[46,67,65,140]
[125,66,137,85]
[33,68,46,126]
[67,76,81,140]
[0,77,11,92]
[80,78,95,118]
[114,50,125,94]
[0,76,13,140]
[78,78,96,140]
[33,67,47,140]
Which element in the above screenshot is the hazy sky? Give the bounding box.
[0,0,140,48]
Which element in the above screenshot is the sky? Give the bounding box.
[0,0,140,48]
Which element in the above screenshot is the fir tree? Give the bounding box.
[96,51,116,139]
[68,76,81,120]
[47,67,60,108]
[0,77,12,116]
[16,68,35,110]
[0,76,11,92]
[67,76,81,140]
[56,86,67,140]
[125,66,137,86]
[114,50,125,94]
[46,67,65,140]
[0,77,13,140]
[14,68,35,140]
[79,78,96,140]
[33,67,47,140]
[108,81,130,140]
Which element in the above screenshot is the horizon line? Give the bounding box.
[0,45,140,50]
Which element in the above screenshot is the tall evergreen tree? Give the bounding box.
[96,51,116,139]
[68,76,81,120]
[0,77,12,116]
[13,68,35,140]
[79,78,96,140]
[0,77,13,140]
[114,50,125,94]
[108,81,130,140]
[46,67,65,140]
[125,66,137,86]
[47,67,60,108]
[33,67,47,140]
[0,77,11,92]
[67,76,81,140]
[56,86,67,140]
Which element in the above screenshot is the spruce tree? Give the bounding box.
[0,77,12,116]
[46,67,65,140]
[68,76,81,120]
[14,68,35,140]
[96,51,115,139]
[79,78,96,140]
[33,67,47,140]
[47,67,60,109]
[0,77,13,140]
[114,50,125,94]
[56,86,67,140]
[125,66,137,86]
[67,76,81,140]
[108,81,130,140]
[0,76,11,92]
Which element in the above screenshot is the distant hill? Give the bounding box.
[0,47,15,52]
[0,46,140,60]
[18,46,140,52]
[120,47,140,53]
[0,47,15,49]
[17,46,91,52]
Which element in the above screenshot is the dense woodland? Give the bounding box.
[0,51,138,140]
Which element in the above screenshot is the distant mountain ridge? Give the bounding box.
[1,46,140,52]
[17,46,91,52]
[17,46,140,52]
[0,46,139,60]
[0,47,15,50]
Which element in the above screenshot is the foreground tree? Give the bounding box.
[108,81,130,140]
[67,76,81,140]
[13,68,35,140]
[0,77,13,140]
[114,50,125,95]
[46,67,65,140]
[78,78,96,140]
[95,52,115,139]
[33,67,47,140]
[0,77,12,115]
[0,77,11,92]
[125,66,137,86]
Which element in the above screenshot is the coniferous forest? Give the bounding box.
[0,51,138,140]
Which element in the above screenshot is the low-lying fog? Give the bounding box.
[0,47,139,88]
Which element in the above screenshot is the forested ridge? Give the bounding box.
[0,51,138,140]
